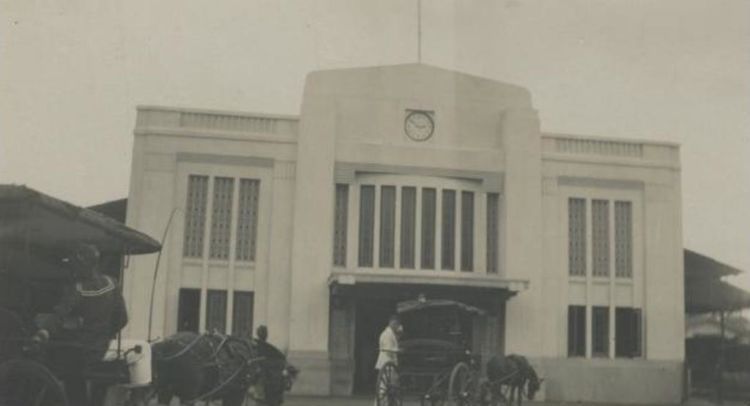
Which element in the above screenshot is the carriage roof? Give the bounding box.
[0,185,161,257]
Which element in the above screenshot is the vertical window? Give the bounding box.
[421,188,437,270]
[236,179,260,262]
[358,185,376,267]
[183,175,209,258]
[441,189,456,270]
[568,305,586,357]
[460,191,474,272]
[177,288,201,333]
[400,187,417,269]
[379,186,396,268]
[209,177,234,260]
[592,306,609,357]
[232,291,255,338]
[615,307,642,358]
[615,201,633,278]
[333,184,349,267]
[592,200,610,277]
[206,290,227,333]
[486,193,500,274]
[568,198,586,276]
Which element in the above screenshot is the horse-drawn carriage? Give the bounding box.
[0,185,163,406]
[0,185,298,406]
[375,296,542,406]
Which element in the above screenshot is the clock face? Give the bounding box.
[404,111,435,141]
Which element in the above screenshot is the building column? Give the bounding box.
[501,107,544,355]
[287,85,337,395]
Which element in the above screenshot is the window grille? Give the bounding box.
[209,177,234,260]
[333,184,349,267]
[615,201,633,278]
[567,305,586,357]
[236,179,260,262]
[232,291,254,338]
[592,306,609,357]
[592,199,610,277]
[460,191,474,272]
[358,185,376,267]
[379,186,396,268]
[206,290,227,333]
[183,175,209,258]
[400,187,417,269]
[421,188,437,270]
[441,190,456,270]
[486,193,500,274]
[568,198,586,276]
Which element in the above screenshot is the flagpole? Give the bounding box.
[417,0,422,63]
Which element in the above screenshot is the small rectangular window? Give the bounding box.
[486,193,500,274]
[568,198,586,276]
[400,187,417,269]
[358,185,376,267]
[333,184,349,267]
[615,201,633,278]
[177,288,201,333]
[209,177,235,260]
[460,191,474,272]
[615,307,642,358]
[236,178,260,262]
[206,290,227,333]
[592,306,609,357]
[183,175,209,258]
[567,305,586,357]
[379,186,396,268]
[441,189,456,270]
[232,291,254,338]
[421,188,437,269]
[592,200,610,277]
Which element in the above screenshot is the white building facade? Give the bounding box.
[123,64,685,403]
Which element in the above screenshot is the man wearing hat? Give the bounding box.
[32,243,129,406]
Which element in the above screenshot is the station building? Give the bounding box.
[122,64,685,403]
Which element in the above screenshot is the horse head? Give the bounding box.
[526,375,543,400]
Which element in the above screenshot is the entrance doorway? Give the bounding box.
[353,296,396,394]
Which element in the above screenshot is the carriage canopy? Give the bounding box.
[0,185,160,256]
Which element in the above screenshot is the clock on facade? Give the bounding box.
[404,110,435,141]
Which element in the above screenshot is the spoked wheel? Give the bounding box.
[376,362,401,406]
[0,359,69,406]
[447,362,478,406]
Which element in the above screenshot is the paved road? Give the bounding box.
[281,396,748,406]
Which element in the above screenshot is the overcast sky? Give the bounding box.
[1,0,748,288]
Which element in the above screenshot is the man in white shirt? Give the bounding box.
[374,315,402,405]
[375,315,402,369]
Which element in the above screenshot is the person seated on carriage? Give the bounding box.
[31,243,128,406]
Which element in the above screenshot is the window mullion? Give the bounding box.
[454,190,462,272]
[435,188,443,271]
[373,185,381,270]
[199,177,215,333]
[347,184,358,270]
[226,178,241,333]
[415,188,423,270]
[394,186,402,271]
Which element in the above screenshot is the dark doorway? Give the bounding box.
[177,288,200,333]
[353,296,396,394]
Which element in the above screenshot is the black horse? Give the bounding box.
[481,354,542,406]
[151,331,298,406]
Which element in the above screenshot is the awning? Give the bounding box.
[686,278,750,314]
[328,270,528,313]
[685,249,742,280]
[0,185,160,255]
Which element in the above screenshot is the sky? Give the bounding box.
[1,0,748,289]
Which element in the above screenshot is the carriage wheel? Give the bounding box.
[0,359,69,406]
[376,362,401,406]
[447,362,478,406]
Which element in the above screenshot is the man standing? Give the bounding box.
[32,243,128,406]
[376,315,402,370]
